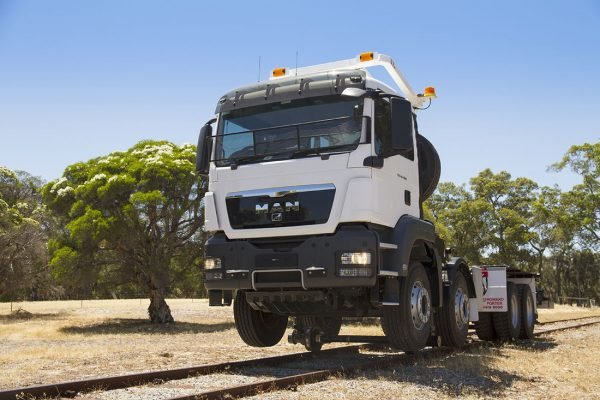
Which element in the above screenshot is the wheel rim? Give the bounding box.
[525,293,534,327]
[410,280,430,330]
[510,292,519,328]
[454,287,470,330]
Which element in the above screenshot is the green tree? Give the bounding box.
[552,142,600,250]
[427,182,488,264]
[470,169,538,267]
[0,167,55,301]
[528,186,562,274]
[43,141,205,323]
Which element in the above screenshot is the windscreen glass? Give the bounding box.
[214,96,363,167]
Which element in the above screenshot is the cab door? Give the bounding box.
[370,97,420,226]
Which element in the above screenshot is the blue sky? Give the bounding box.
[0,0,598,190]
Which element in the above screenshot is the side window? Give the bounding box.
[374,98,392,157]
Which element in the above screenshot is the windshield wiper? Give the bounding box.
[290,144,355,159]
[229,153,290,168]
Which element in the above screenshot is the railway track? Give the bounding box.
[2,317,598,400]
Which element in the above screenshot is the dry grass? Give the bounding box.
[1,299,599,399]
[537,303,600,323]
[251,325,600,400]
[1,299,255,388]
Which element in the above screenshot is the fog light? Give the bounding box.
[205,271,223,280]
[338,267,373,277]
[340,252,371,265]
[204,257,222,270]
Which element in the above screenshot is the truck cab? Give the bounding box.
[196,52,521,352]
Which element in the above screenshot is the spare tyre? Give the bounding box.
[417,133,441,201]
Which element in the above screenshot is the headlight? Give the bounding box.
[340,252,371,265]
[204,257,222,270]
[338,251,373,277]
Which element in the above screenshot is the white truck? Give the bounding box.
[196,52,538,351]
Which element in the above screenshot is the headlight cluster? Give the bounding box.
[204,257,222,270]
[338,252,373,277]
[204,257,223,280]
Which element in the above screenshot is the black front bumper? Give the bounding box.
[203,225,378,291]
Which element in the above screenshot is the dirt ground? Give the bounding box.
[1,299,599,399]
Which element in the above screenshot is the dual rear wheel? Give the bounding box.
[382,262,470,352]
[474,283,535,341]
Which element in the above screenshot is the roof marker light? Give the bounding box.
[272,67,286,77]
[359,52,374,62]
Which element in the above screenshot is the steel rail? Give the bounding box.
[537,315,600,326]
[2,318,597,400]
[0,345,363,400]
[166,318,600,400]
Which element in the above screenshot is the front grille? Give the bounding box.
[225,185,335,229]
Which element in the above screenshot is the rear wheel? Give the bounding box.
[518,284,535,339]
[233,290,288,347]
[474,312,496,341]
[382,262,432,352]
[438,272,470,347]
[492,282,521,341]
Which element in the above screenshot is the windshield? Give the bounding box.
[214,96,363,167]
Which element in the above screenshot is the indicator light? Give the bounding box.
[359,52,374,62]
[272,67,286,77]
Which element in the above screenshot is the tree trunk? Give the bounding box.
[555,256,562,302]
[137,270,174,323]
[148,287,174,323]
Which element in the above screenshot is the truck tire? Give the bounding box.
[492,282,521,341]
[233,290,288,347]
[474,312,496,341]
[417,134,441,201]
[518,284,535,339]
[437,272,470,347]
[296,316,342,338]
[382,262,432,352]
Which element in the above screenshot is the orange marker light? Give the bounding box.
[359,52,374,62]
[272,67,286,77]
[423,86,437,98]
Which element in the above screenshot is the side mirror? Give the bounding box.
[391,97,414,154]
[196,119,216,175]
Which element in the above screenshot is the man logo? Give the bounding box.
[271,212,283,222]
[256,201,300,215]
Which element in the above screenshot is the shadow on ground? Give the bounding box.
[507,337,558,351]
[352,338,557,397]
[59,318,235,335]
[0,308,68,322]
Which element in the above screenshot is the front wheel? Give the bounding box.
[233,290,288,347]
[382,262,432,352]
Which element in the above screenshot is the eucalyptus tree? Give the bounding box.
[0,167,52,301]
[470,169,538,267]
[552,142,600,250]
[43,141,206,323]
[426,182,488,264]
